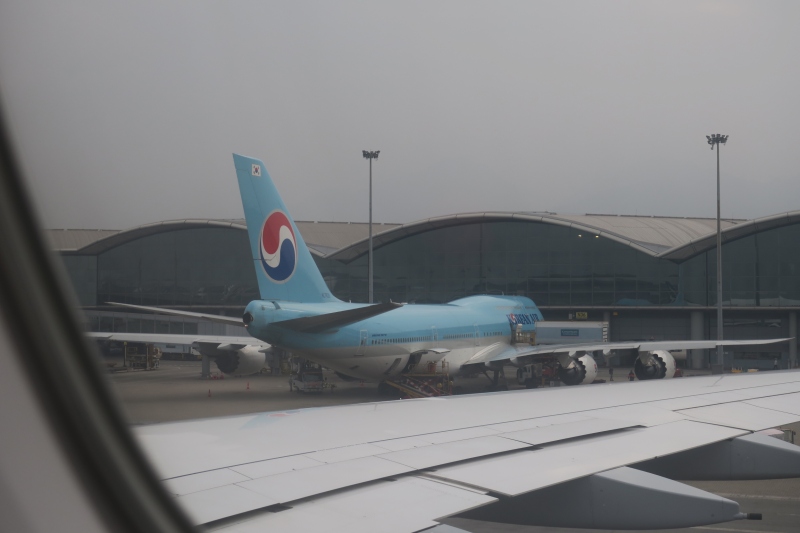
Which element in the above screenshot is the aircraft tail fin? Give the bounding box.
[232,154,336,303]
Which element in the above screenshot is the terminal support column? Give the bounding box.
[201,355,211,378]
[690,311,705,370]
[790,311,797,369]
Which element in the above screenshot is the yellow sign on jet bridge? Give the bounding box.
[575,312,588,320]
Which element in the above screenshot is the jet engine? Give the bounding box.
[634,349,676,380]
[213,346,268,376]
[559,354,598,386]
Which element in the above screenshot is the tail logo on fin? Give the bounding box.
[259,210,297,283]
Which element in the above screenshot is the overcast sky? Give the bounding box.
[1,1,798,230]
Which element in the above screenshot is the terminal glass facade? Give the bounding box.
[318,221,681,306]
[679,222,800,307]
[94,228,258,307]
[58,221,800,311]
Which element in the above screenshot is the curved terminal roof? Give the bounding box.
[325,212,746,263]
[50,219,401,256]
[661,210,800,261]
[50,210,800,263]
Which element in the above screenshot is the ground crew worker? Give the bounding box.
[774,358,779,370]
[609,367,614,381]
[628,370,635,382]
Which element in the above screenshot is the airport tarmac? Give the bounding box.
[107,360,800,533]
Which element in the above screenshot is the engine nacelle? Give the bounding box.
[559,354,598,386]
[214,346,268,376]
[634,349,676,380]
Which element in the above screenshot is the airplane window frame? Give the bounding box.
[0,114,195,533]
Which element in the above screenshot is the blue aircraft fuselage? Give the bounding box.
[244,295,542,380]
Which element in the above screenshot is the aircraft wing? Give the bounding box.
[466,337,793,366]
[136,370,800,531]
[87,332,268,349]
[106,302,244,326]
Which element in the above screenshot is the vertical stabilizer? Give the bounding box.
[232,154,337,303]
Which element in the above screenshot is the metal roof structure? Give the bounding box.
[50,219,402,256]
[49,210,800,263]
[46,229,121,252]
[325,212,747,262]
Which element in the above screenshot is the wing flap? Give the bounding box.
[175,484,279,526]
[215,477,495,533]
[428,420,747,497]
[235,455,412,504]
[165,468,250,497]
[376,436,531,470]
[229,455,324,479]
[745,391,800,416]
[499,417,638,446]
[677,401,800,431]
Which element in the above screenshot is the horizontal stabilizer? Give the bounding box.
[107,302,243,326]
[274,302,402,333]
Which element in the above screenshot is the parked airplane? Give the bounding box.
[103,154,789,390]
[5,150,800,533]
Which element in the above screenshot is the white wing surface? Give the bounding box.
[136,370,800,532]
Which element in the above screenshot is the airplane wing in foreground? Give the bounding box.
[137,370,800,531]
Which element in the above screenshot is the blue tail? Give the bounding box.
[233,154,337,303]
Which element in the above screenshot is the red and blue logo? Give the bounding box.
[259,210,297,283]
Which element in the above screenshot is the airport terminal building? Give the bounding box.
[51,210,800,369]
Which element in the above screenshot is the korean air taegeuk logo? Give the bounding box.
[259,210,297,283]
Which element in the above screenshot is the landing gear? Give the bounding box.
[377,381,394,396]
[482,368,508,391]
[516,367,540,389]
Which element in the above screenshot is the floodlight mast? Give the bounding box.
[706,134,728,370]
[362,150,380,303]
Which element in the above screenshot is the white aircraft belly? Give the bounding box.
[300,343,480,380]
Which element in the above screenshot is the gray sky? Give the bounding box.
[1,1,798,230]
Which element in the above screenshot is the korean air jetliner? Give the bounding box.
[101,154,789,390]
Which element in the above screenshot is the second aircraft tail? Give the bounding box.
[232,153,337,303]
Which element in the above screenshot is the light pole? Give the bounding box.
[707,133,728,369]
[362,150,380,303]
